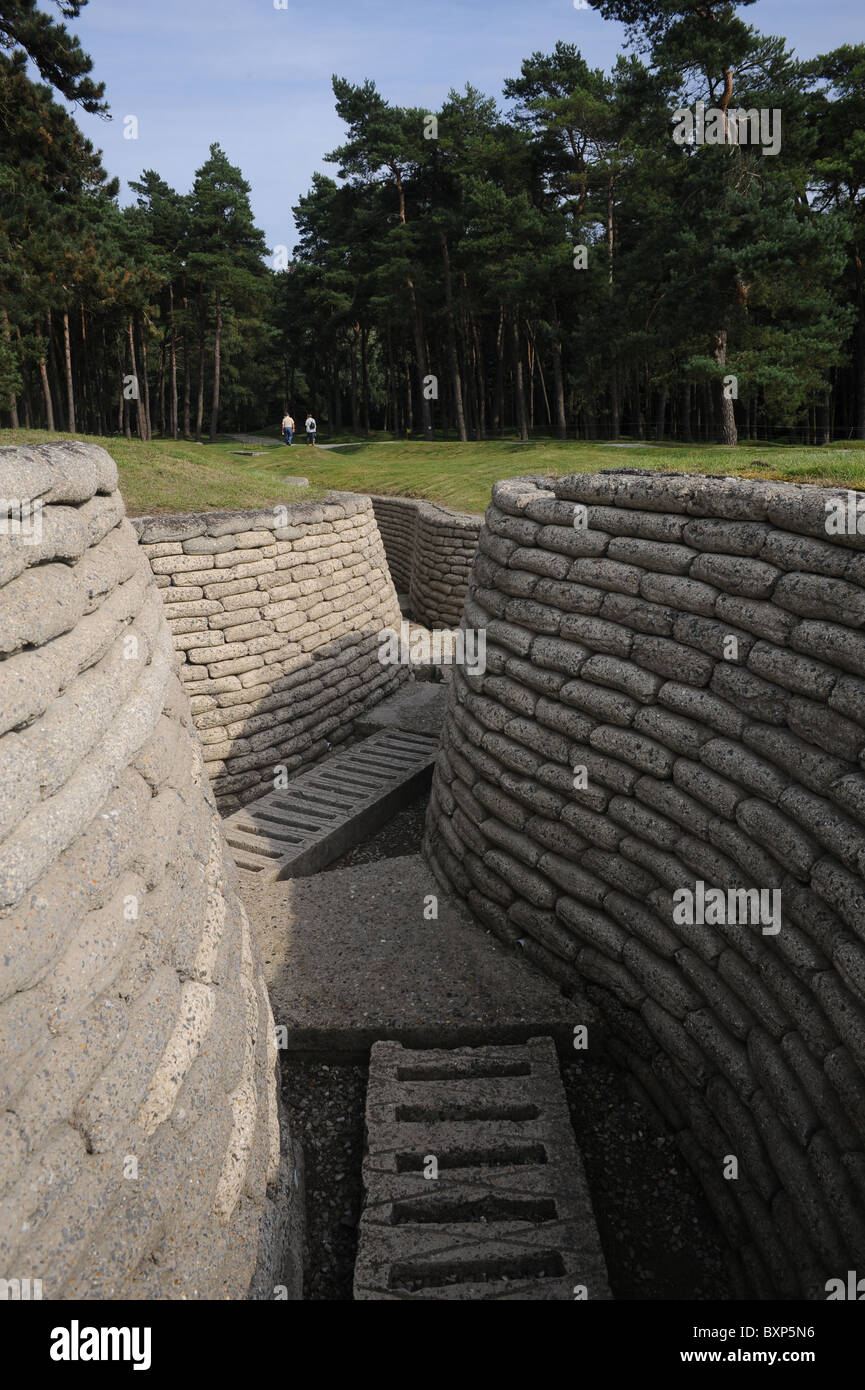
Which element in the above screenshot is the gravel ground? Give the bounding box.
[561,1058,732,1299]
[279,793,432,1301]
[282,1062,367,1301]
[285,788,733,1301]
[282,1054,731,1301]
[328,790,429,870]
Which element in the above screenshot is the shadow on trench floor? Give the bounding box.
[280,791,732,1301]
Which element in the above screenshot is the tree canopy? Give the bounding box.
[2,1,863,445]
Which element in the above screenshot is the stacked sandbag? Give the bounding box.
[370,496,418,594]
[425,469,865,1299]
[371,495,481,629]
[134,496,406,812]
[0,443,299,1299]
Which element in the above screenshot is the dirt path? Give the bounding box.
[231,433,356,452]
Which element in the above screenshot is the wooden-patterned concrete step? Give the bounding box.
[354,1037,612,1300]
[222,729,438,879]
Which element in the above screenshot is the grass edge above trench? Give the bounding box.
[2,428,865,517]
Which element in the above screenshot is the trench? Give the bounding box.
[8,446,865,1302]
[272,785,731,1301]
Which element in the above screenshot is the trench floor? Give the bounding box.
[270,794,732,1301]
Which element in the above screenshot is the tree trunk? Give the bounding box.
[607,173,615,284]
[78,301,90,433]
[654,385,667,441]
[385,321,395,437]
[195,334,206,443]
[526,327,535,432]
[679,381,692,442]
[123,380,132,438]
[140,324,152,440]
[390,162,432,440]
[820,387,832,445]
[182,328,191,438]
[854,258,865,439]
[610,369,621,440]
[361,324,371,435]
[551,305,567,440]
[169,289,179,440]
[512,317,528,442]
[209,292,222,443]
[473,321,486,440]
[528,321,552,431]
[439,231,467,442]
[350,325,361,434]
[36,323,55,430]
[461,341,473,439]
[173,332,180,436]
[2,309,18,428]
[720,67,735,139]
[713,328,738,445]
[332,357,343,434]
[629,368,643,438]
[128,319,146,439]
[157,331,167,436]
[605,173,618,439]
[62,309,76,433]
[407,282,432,440]
[116,332,125,435]
[16,324,28,427]
[405,355,413,434]
[47,313,64,427]
[494,306,505,435]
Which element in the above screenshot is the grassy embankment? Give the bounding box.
[3,426,864,516]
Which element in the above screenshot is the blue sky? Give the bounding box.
[67,0,862,256]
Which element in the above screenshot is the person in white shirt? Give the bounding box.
[305,414,316,446]
[282,412,294,445]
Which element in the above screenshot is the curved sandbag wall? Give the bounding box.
[133,498,407,812]
[371,495,481,629]
[424,469,865,1299]
[0,443,299,1299]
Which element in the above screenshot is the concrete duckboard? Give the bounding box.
[354,1037,612,1300]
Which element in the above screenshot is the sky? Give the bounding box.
[65,0,863,257]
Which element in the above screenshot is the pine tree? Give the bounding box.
[186,144,268,442]
[0,0,106,110]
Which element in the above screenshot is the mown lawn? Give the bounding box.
[0,428,316,515]
[3,427,864,516]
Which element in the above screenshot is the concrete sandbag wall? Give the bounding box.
[369,496,417,593]
[424,469,865,1299]
[0,443,299,1299]
[133,496,406,812]
[371,495,481,629]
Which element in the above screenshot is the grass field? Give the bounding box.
[3,426,865,516]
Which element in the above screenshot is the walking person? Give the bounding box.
[305,412,316,446]
[282,411,294,445]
